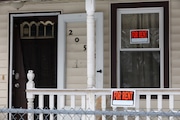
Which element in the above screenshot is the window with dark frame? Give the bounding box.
[111,1,169,88]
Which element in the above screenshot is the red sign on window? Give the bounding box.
[130,29,149,44]
[131,30,148,38]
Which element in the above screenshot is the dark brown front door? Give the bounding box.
[12,16,58,108]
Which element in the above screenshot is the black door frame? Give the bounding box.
[8,12,60,108]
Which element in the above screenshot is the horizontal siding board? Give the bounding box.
[172,42,180,50]
[171,9,180,18]
[104,60,109,67]
[67,36,86,44]
[0,68,8,74]
[104,68,109,76]
[0,15,8,22]
[67,22,86,28]
[0,74,7,81]
[171,0,180,9]
[0,60,8,67]
[104,51,109,59]
[0,98,7,106]
[0,53,8,60]
[67,60,86,68]
[172,76,180,84]
[66,68,86,76]
[104,43,109,51]
[172,84,180,88]
[0,31,7,38]
[66,76,86,84]
[0,23,8,30]
[172,68,180,76]
[66,28,86,36]
[0,82,7,89]
[0,39,8,46]
[171,34,180,42]
[171,26,180,34]
[22,2,85,13]
[67,44,87,52]
[172,51,180,59]
[67,52,86,59]
[171,18,180,26]
[0,46,7,53]
[0,91,7,98]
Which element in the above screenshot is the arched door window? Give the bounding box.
[20,21,54,39]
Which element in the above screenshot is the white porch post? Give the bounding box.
[86,0,95,88]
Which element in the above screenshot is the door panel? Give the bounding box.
[12,22,27,108]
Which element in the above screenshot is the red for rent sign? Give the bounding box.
[111,89,136,107]
[130,29,149,44]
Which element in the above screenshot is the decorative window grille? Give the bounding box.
[20,21,54,39]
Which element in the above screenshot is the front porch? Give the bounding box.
[26,72,180,120]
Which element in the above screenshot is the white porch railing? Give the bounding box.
[26,71,180,120]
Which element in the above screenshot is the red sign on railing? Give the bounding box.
[111,89,136,107]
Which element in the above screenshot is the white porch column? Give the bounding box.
[86,0,95,88]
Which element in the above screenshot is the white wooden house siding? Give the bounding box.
[0,0,178,108]
[66,21,87,88]
[171,0,180,88]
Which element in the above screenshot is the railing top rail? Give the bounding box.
[26,88,180,95]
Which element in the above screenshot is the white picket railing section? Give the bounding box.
[26,71,180,120]
[26,88,180,120]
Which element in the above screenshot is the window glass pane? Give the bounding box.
[39,24,44,36]
[23,24,29,37]
[31,24,36,37]
[46,24,53,36]
[120,51,160,88]
[121,13,159,48]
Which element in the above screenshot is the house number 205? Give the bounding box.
[69,29,87,51]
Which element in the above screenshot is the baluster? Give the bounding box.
[81,95,86,120]
[57,95,65,120]
[135,94,139,120]
[158,95,162,120]
[49,95,54,120]
[26,70,35,120]
[27,70,35,89]
[124,107,128,120]
[169,95,174,120]
[112,107,117,120]
[146,94,151,120]
[86,92,95,120]
[39,94,44,120]
[71,95,75,120]
[101,95,106,120]
[71,95,75,108]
